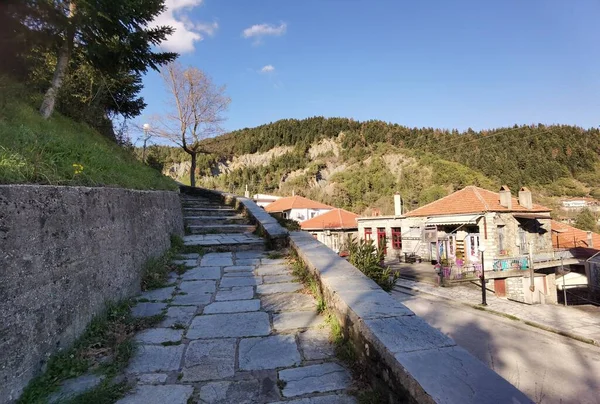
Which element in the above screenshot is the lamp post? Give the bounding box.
[142,123,150,163]
[479,244,487,305]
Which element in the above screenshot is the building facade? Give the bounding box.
[265,195,334,223]
[301,208,359,254]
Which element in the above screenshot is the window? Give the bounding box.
[310,211,317,219]
[392,228,402,249]
[364,227,372,241]
[377,228,387,254]
[497,226,505,254]
[283,212,288,219]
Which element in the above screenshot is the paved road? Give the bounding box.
[392,288,600,404]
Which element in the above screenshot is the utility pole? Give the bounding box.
[142,123,151,163]
[561,256,567,306]
[479,245,487,305]
[528,242,535,293]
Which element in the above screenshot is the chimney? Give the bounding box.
[499,185,512,209]
[588,231,594,248]
[394,194,402,216]
[244,184,250,198]
[518,187,532,209]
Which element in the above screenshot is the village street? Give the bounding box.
[392,288,600,404]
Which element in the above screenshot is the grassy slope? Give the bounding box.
[0,79,176,191]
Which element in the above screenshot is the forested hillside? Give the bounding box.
[152,117,600,215]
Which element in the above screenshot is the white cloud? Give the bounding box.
[260,65,275,73]
[153,0,218,54]
[242,23,287,44]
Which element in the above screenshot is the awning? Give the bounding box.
[513,213,551,219]
[425,214,482,226]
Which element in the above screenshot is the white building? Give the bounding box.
[264,196,334,223]
[252,193,281,208]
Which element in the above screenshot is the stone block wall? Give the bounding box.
[506,277,526,303]
[0,185,183,402]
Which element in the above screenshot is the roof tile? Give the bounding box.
[264,195,334,212]
[300,208,359,230]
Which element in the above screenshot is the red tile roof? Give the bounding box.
[551,220,600,249]
[300,208,359,230]
[405,186,551,217]
[264,195,334,212]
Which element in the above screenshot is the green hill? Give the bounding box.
[0,78,176,191]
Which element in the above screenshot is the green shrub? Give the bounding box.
[347,236,399,291]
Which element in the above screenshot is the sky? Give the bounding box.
[137,0,600,140]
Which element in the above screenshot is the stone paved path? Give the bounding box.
[119,193,357,403]
[395,278,600,344]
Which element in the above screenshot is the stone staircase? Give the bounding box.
[180,193,265,252]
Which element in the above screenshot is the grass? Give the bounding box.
[141,235,201,290]
[17,301,164,404]
[0,77,176,190]
[63,381,129,404]
[266,251,283,259]
[290,253,326,313]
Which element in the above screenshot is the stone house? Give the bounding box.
[265,195,333,223]
[356,195,404,259]
[300,208,359,254]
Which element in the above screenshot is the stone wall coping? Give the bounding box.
[1,183,179,195]
[289,230,532,404]
[179,186,289,243]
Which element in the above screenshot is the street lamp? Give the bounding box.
[479,244,487,305]
[142,123,150,162]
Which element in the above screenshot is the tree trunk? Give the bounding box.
[40,1,76,119]
[190,152,197,187]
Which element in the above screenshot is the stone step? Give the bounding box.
[184,216,249,226]
[187,224,256,234]
[183,208,238,216]
[183,234,265,252]
[181,202,229,209]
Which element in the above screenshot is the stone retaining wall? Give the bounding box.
[289,231,532,404]
[0,185,184,403]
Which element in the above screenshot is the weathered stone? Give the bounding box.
[48,374,105,404]
[177,253,200,260]
[131,302,167,318]
[198,380,268,404]
[220,276,262,287]
[239,335,301,370]
[126,345,185,373]
[395,346,532,404]
[181,267,221,280]
[182,339,236,381]
[255,265,290,276]
[260,293,316,313]
[171,292,212,306]
[159,306,197,328]
[257,282,302,295]
[179,280,216,294]
[334,289,413,320]
[138,287,176,302]
[298,329,335,360]
[279,363,352,397]
[263,274,295,284]
[134,328,184,344]
[223,271,254,277]
[116,385,193,404]
[201,253,234,267]
[187,312,270,339]
[224,265,255,273]
[172,259,198,267]
[364,316,455,354]
[204,299,261,314]
[215,286,254,301]
[261,258,287,266]
[235,251,266,259]
[137,373,168,385]
[167,272,179,284]
[273,311,324,331]
[235,259,261,266]
[271,395,357,404]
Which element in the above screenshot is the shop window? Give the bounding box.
[392,228,402,249]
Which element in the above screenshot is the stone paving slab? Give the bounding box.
[236,259,262,266]
[215,286,255,301]
[171,292,212,306]
[257,282,303,295]
[220,276,262,287]
[172,259,198,267]
[48,374,105,404]
[187,312,271,339]
[159,306,197,328]
[298,329,335,360]
[238,335,301,370]
[260,293,316,313]
[279,363,352,397]
[117,385,194,404]
[134,328,184,344]
[126,345,185,373]
[224,265,255,273]
[181,267,221,281]
[138,287,176,302]
[271,395,358,404]
[204,299,261,314]
[223,271,254,277]
[178,253,200,260]
[201,257,234,266]
[179,280,216,294]
[263,274,295,284]
[235,251,267,259]
[261,258,288,265]
[273,311,325,331]
[137,374,168,385]
[182,339,236,381]
[255,265,290,276]
[131,302,167,318]
[198,378,280,404]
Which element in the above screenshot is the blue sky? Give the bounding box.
[138,0,600,138]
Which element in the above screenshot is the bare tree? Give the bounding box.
[155,62,230,186]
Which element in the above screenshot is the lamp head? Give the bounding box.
[479,245,486,252]
[143,123,150,130]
